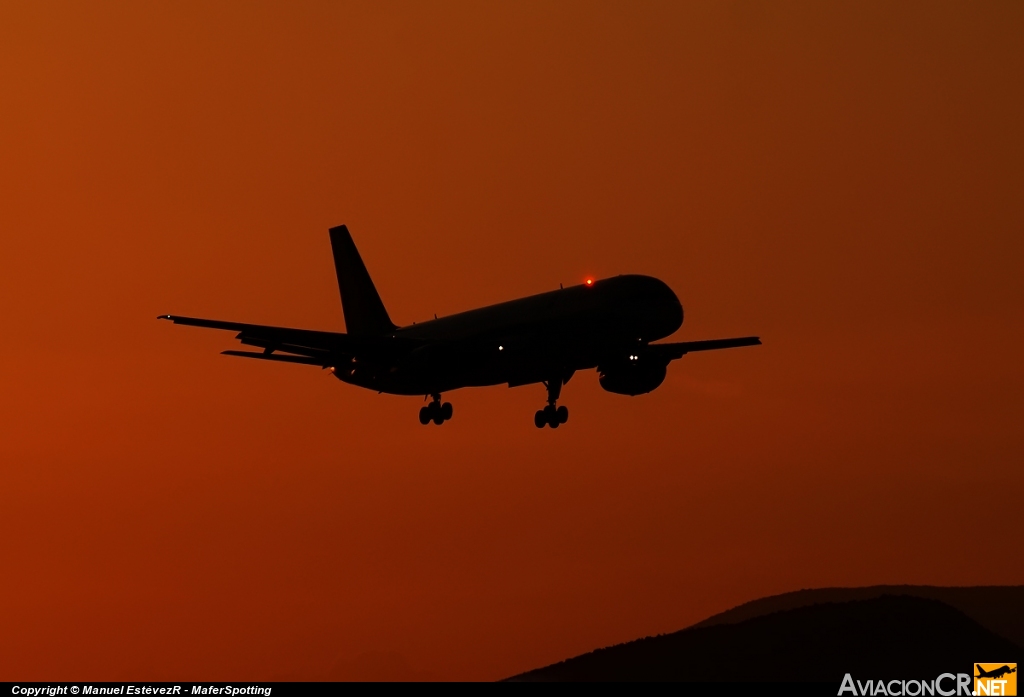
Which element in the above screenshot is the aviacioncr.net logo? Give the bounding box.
[839,673,973,696]
[974,663,1017,696]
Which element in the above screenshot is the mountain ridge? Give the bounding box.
[508,587,1024,682]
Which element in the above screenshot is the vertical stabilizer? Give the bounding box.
[328,225,397,335]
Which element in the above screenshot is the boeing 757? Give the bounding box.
[160,225,760,428]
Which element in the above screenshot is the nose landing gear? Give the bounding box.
[419,394,453,426]
[534,379,569,429]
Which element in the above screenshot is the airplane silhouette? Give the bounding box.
[160,225,760,428]
[976,665,1017,679]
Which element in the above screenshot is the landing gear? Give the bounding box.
[534,404,569,429]
[419,394,453,426]
[534,379,569,429]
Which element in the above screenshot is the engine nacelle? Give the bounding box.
[598,355,668,396]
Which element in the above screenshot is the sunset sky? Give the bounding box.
[1,0,1021,681]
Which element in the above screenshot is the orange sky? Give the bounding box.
[1,0,1022,681]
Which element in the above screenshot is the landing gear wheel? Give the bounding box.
[420,395,452,426]
[541,404,557,428]
[535,377,569,429]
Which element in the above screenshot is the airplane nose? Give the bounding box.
[627,275,683,338]
[606,275,684,340]
[659,281,684,334]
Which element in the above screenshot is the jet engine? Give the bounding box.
[598,353,668,396]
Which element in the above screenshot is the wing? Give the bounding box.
[158,314,417,366]
[647,336,761,361]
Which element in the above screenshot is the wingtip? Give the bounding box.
[157,314,172,321]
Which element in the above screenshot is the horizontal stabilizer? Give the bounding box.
[648,336,761,361]
[221,350,328,366]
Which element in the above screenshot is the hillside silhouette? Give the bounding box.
[509,594,1022,682]
[693,585,1024,649]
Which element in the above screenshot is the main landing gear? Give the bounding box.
[534,379,569,429]
[419,394,453,426]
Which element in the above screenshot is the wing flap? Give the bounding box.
[648,336,761,361]
[221,350,329,367]
[159,314,417,359]
[160,314,346,348]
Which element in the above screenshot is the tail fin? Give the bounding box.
[328,225,397,335]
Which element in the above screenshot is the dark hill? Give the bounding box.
[694,585,1024,649]
[509,595,1021,682]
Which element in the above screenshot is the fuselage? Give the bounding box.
[337,274,683,395]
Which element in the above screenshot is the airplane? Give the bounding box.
[976,665,1017,680]
[160,225,761,428]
